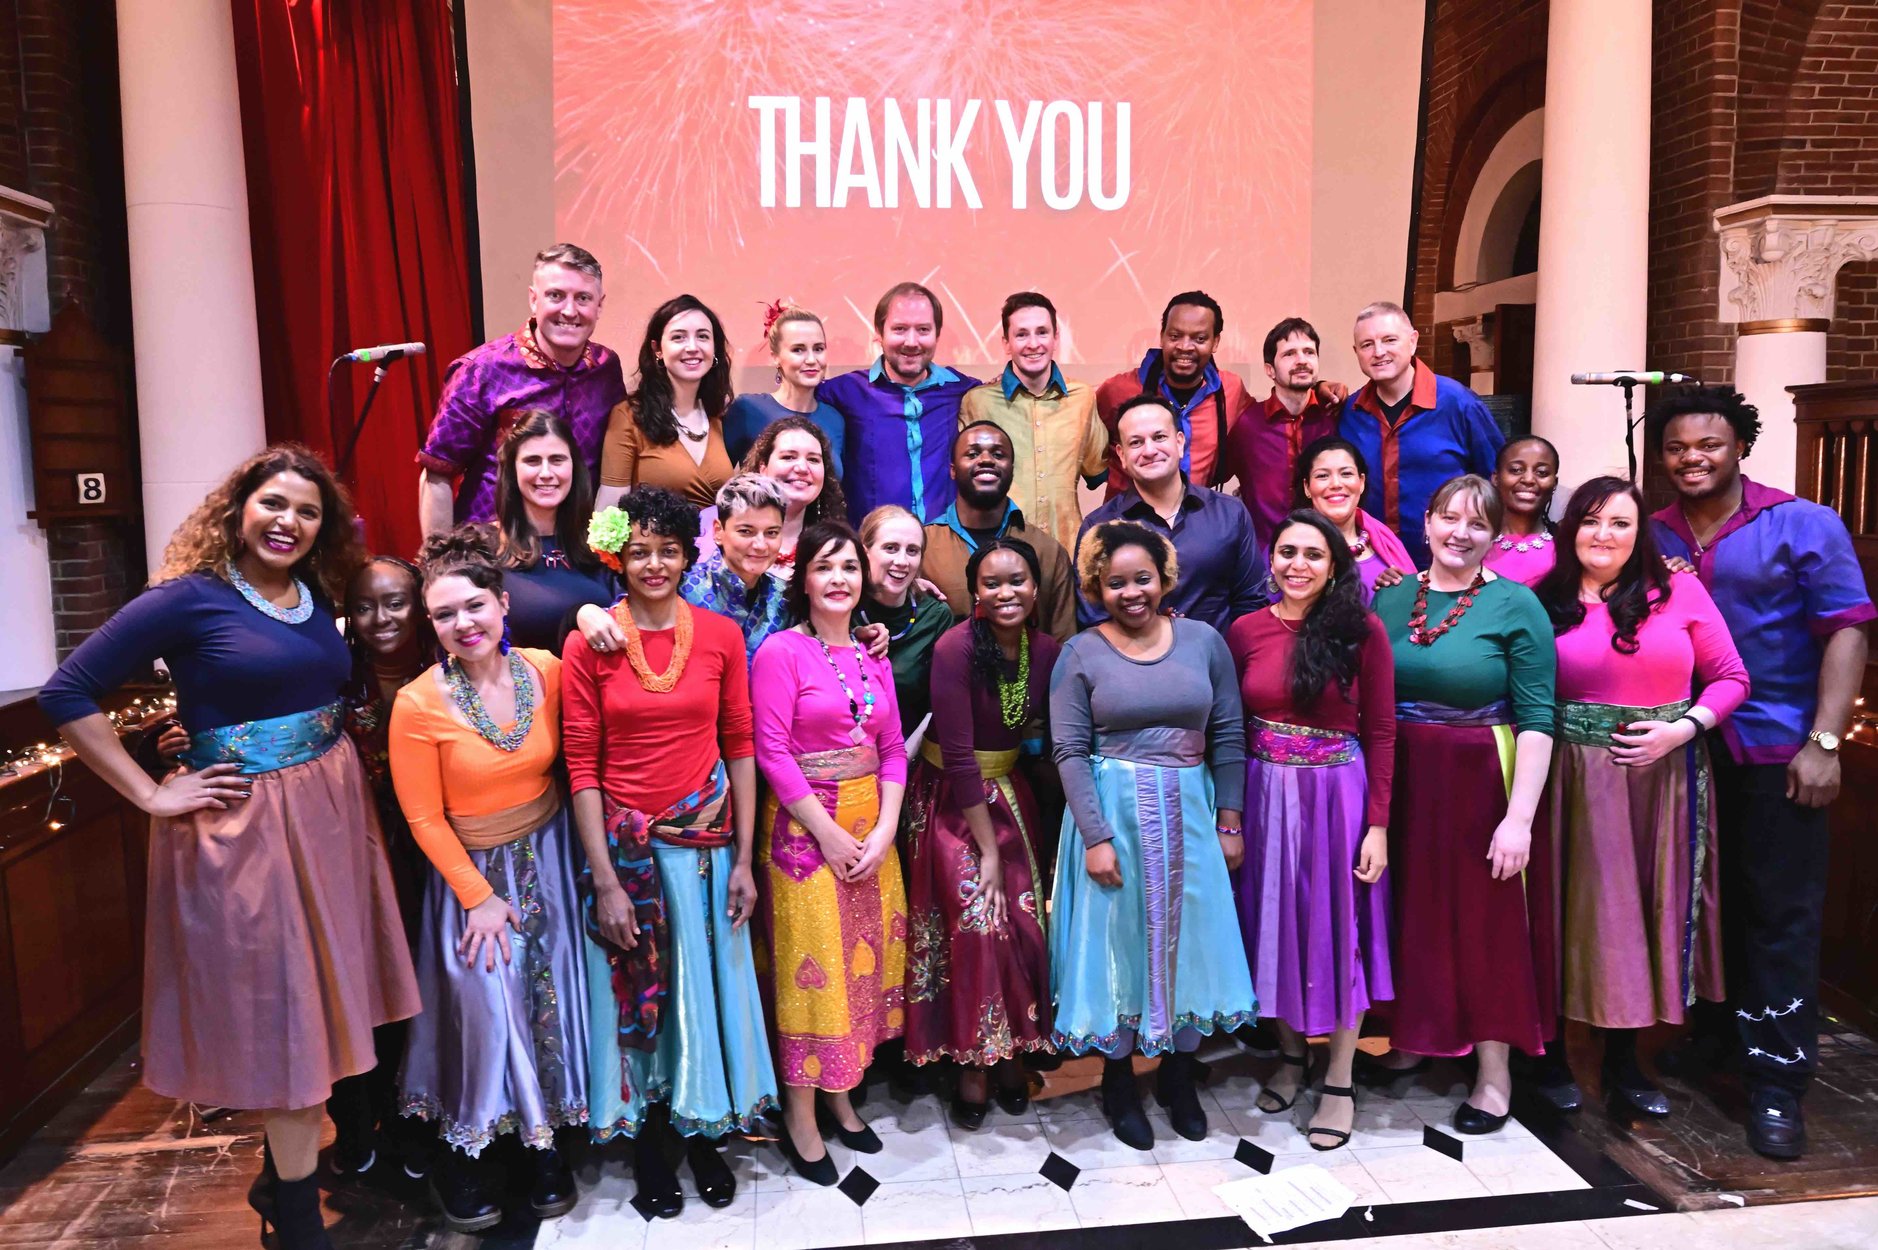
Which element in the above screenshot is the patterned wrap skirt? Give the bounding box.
[1049,728,1258,1055]
[757,745,909,1091]
[1387,701,1558,1058]
[589,841,780,1139]
[151,705,419,1110]
[903,743,1053,1066]
[1235,718,1393,1035]
[1548,699,1723,1029]
[399,800,593,1155]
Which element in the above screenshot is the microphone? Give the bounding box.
[340,341,427,364]
[1570,370,1697,386]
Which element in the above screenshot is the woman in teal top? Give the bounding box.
[1363,475,1558,1138]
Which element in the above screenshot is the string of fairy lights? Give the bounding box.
[0,691,178,833]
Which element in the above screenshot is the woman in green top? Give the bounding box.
[1362,475,1558,1138]
[859,505,954,758]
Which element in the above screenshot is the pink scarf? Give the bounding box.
[1359,509,1416,572]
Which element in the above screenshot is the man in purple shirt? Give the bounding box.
[1220,317,1347,550]
[1649,386,1873,1161]
[1075,395,1268,635]
[416,243,627,533]
[818,281,980,525]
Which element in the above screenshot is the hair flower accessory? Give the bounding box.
[760,297,793,336]
[588,506,633,573]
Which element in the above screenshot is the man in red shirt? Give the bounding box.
[1095,291,1254,495]
[1220,317,1348,549]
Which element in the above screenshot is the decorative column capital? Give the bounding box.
[1714,195,1878,324]
[0,185,54,339]
[1450,315,1495,370]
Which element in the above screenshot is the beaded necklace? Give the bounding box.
[997,631,1032,729]
[1406,568,1488,646]
[613,599,694,692]
[813,628,877,744]
[1494,528,1553,554]
[444,650,536,751]
[1346,529,1371,561]
[225,560,315,625]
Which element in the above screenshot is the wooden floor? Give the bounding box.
[4,1021,1878,1248]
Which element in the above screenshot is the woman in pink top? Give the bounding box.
[1484,437,1559,586]
[1534,477,1748,1123]
[750,521,909,1185]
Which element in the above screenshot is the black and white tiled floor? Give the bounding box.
[536,1039,1602,1250]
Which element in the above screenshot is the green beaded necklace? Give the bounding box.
[997,631,1031,729]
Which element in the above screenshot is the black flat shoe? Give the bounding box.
[1451,1100,1510,1135]
[686,1136,737,1209]
[776,1125,839,1186]
[430,1156,502,1234]
[1746,1088,1806,1160]
[529,1147,578,1220]
[1308,1085,1355,1152]
[1256,1051,1311,1113]
[950,1093,989,1131]
[1155,1052,1208,1142]
[1353,1051,1431,1087]
[1534,1076,1584,1113]
[993,1083,1030,1116]
[1101,1057,1154,1151]
[633,1132,684,1219]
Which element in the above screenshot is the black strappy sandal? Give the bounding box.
[1308,1085,1356,1152]
[1256,1051,1312,1113]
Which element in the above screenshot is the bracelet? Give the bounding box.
[1216,825,1242,838]
[1677,713,1705,737]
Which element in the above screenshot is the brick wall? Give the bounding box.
[1830,259,1878,381]
[3,0,141,659]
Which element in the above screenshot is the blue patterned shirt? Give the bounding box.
[679,553,792,663]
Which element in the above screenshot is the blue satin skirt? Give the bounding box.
[1049,756,1258,1055]
[588,842,779,1139]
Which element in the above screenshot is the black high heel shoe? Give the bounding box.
[1308,1085,1356,1152]
[992,1065,1031,1117]
[687,1136,738,1209]
[817,1099,883,1153]
[247,1141,277,1242]
[1256,1051,1312,1113]
[270,1174,334,1250]
[776,1121,839,1186]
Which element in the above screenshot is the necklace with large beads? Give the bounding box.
[1406,568,1487,646]
[226,560,315,624]
[1494,529,1553,554]
[997,631,1032,729]
[816,630,877,743]
[445,650,536,750]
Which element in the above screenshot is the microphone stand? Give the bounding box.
[1620,376,1643,485]
[329,352,406,482]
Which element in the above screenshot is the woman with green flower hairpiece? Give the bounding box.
[902,537,1060,1129]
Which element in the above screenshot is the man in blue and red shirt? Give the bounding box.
[1095,291,1253,495]
[1649,386,1873,1161]
[819,281,980,525]
[1337,302,1502,566]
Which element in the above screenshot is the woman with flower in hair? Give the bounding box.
[391,525,591,1230]
[38,445,420,1250]
[565,487,777,1217]
[598,295,737,510]
[725,302,846,476]
[904,537,1059,1128]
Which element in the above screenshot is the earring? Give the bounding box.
[499,620,513,656]
[774,368,783,385]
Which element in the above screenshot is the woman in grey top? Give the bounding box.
[1048,521,1257,1151]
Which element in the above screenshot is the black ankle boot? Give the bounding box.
[530,1146,578,1219]
[429,1149,501,1234]
[324,1073,378,1179]
[1100,1057,1153,1150]
[633,1126,684,1219]
[247,1140,278,1234]
[1155,1052,1208,1141]
[270,1174,333,1250]
[686,1135,737,1208]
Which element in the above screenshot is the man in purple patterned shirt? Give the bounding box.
[416,243,627,534]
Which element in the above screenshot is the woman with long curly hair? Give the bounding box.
[1532,477,1748,1121]
[494,410,625,654]
[38,445,420,1250]
[1227,510,1396,1151]
[597,294,736,510]
[903,537,1059,1127]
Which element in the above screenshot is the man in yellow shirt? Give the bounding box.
[957,291,1107,552]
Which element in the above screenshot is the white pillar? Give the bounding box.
[0,190,58,689]
[117,0,266,571]
[1714,197,1878,493]
[1529,0,1652,487]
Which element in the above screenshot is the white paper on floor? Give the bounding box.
[1212,1165,1357,1239]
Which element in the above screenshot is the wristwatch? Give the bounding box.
[1808,729,1842,753]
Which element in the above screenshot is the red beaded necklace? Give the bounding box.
[1406,567,1487,646]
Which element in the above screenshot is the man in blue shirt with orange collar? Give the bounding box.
[1095,291,1253,496]
[1337,301,1502,566]
[1649,387,1872,1162]
[819,281,980,524]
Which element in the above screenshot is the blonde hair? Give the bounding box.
[1426,473,1505,536]
[766,306,825,353]
[859,504,921,550]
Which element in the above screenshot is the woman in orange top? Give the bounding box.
[389,527,592,1233]
[596,295,736,510]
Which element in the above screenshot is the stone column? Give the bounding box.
[117,0,267,571]
[1529,0,1652,486]
[1451,316,1496,396]
[1714,196,1878,492]
[0,188,59,689]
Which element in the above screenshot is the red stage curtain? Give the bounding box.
[231,0,475,560]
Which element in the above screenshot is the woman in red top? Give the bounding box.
[563,486,777,1218]
[1228,510,1396,1151]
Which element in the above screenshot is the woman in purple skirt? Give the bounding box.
[1228,511,1396,1151]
